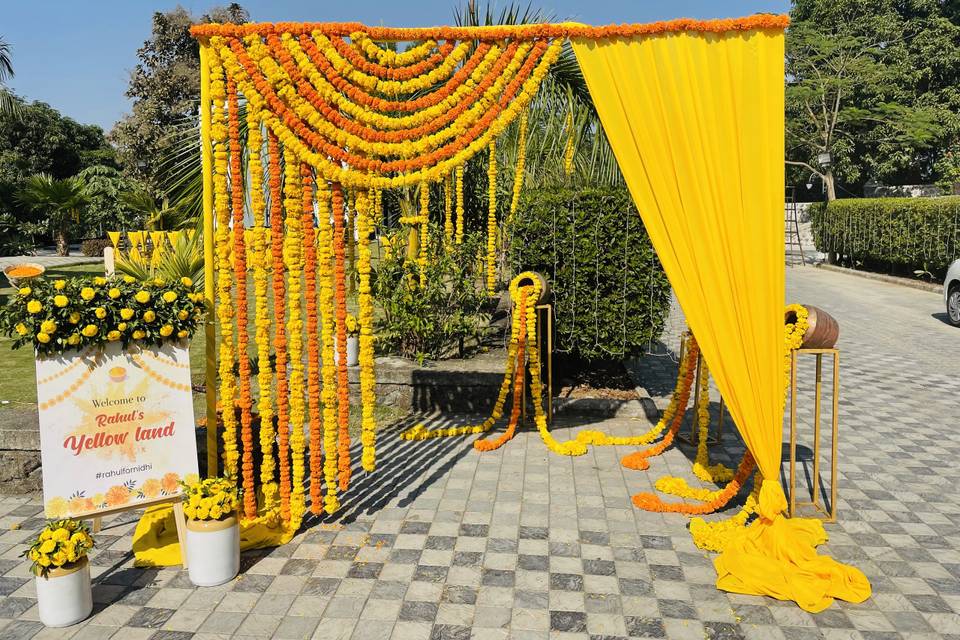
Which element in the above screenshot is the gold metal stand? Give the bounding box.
[523,304,553,425]
[788,348,839,522]
[676,333,723,446]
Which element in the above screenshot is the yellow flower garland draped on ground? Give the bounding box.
[572,26,869,612]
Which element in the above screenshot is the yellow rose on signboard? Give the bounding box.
[162,291,177,303]
[95,307,107,319]
[159,325,173,337]
[26,300,42,314]
[135,291,150,304]
[80,287,95,301]
[36,332,50,344]
[133,330,146,340]
[15,323,27,336]
[117,323,128,332]
[81,324,98,338]
[53,280,66,290]
[123,275,135,284]
[181,277,193,287]
[177,330,189,338]
[108,288,121,299]
[93,277,106,286]
[67,334,80,345]
[177,310,189,320]
[40,320,56,333]
[54,295,68,308]
[120,308,134,320]
[143,310,156,323]
[68,312,80,324]
[107,330,121,341]
[18,287,31,296]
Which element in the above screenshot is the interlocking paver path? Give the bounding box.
[0,266,958,639]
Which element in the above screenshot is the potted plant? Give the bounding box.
[181,477,240,586]
[345,313,360,367]
[23,519,95,627]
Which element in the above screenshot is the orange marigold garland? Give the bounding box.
[474,287,527,452]
[508,109,528,223]
[267,132,292,518]
[443,172,453,245]
[355,190,377,472]
[301,163,324,514]
[331,183,352,491]
[633,451,756,514]
[210,48,238,480]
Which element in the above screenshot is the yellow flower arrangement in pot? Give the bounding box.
[180,477,241,587]
[23,519,95,627]
[343,312,360,367]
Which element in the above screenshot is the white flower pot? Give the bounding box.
[35,557,92,627]
[185,514,240,587]
[346,335,359,367]
[334,335,361,367]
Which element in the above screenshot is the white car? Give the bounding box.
[945,259,960,325]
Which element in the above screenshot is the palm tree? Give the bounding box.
[121,190,193,231]
[0,36,20,118]
[17,174,90,256]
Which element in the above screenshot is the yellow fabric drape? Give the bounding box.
[571,28,870,612]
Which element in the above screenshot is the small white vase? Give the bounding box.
[35,557,93,627]
[346,335,359,367]
[185,514,240,587]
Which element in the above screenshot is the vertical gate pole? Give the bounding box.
[200,41,218,478]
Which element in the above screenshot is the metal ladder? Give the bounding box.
[785,186,805,266]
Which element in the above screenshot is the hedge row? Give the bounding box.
[508,186,671,362]
[810,196,960,278]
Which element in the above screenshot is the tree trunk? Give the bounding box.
[824,169,837,202]
[55,227,70,256]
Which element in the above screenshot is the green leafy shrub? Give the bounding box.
[80,238,112,257]
[810,196,960,278]
[372,227,490,362]
[508,186,671,361]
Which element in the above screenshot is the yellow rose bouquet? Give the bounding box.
[344,312,359,337]
[180,477,239,521]
[22,519,95,577]
[0,274,204,356]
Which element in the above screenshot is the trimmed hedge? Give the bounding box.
[508,186,671,361]
[811,196,960,278]
[80,238,112,257]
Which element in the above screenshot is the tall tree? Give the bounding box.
[110,4,248,198]
[787,0,960,197]
[0,36,18,118]
[17,175,90,256]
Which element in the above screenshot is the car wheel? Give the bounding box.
[948,284,960,327]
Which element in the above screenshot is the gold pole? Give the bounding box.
[831,351,839,522]
[812,353,822,508]
[788,349,798,516]
[199,42,218,478]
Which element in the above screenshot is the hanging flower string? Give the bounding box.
[355,190,378,472]
[508,109,528,224]
[331,183,352,491]
[316,179,340,513]
[443,172,453,245]
[227,76,257,519]
[301,164,324,514]
[486,141,497,295]
[455,164,465,244]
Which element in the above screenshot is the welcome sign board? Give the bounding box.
[36,341,199,518]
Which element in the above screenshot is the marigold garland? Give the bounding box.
[282,146,306,523]
[443,172,453,244]
[300,163,324,515]
[330,34,455,81]
[563,108,575,177]
[690,359,734,484]
[474,287,528,452]
[418,181,430,288]
[192,15,792,40]
[267,132,292,519]
[355,190,378,472]
[486,141,497,296]
[508,109,528,223]
[331,183,352,491]
[635,450,755,514]
[227,77,257,519]
[248,101,277,507]
[316,180,340,514]
[210,47,238,481]
[455,165,465,244]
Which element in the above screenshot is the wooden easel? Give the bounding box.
[81,495,189,568]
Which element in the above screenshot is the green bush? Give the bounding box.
[810,196,960,278]
[372,227,490,363]
[508,186,671,361]
[80,238,112,257]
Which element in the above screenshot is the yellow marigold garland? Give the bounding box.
[247,99,277,507]
[690,359,734,483]
[419,181,429,288]
[282,146,306,524]
[563,108,575,177]
[209,46,238,480]
[486,141,497,296]
[227,76,257,519]
[301,164,324,515]
[316,180,340,514]
[455,164,465,244]
[331,183,352,491]
[508,109,528,223]
[355,190,377,472]
[351,32,439,67]
[443,172,453,245]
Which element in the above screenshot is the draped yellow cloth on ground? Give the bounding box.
[571,27,870,612]
[132,505,297,567]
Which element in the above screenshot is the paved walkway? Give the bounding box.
[0,255,102,271]
[0,267,958,639]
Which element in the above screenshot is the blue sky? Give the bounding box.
[4,1,789,132]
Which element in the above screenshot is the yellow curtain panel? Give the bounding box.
[571,27,870,612]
